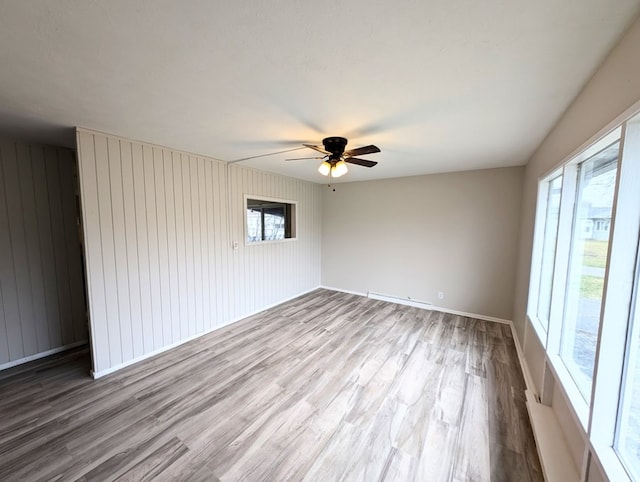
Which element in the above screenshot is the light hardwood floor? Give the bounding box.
[0,289,542,481]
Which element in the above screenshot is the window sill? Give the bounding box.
[245,237,298,247]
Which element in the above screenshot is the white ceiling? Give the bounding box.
[1,1,639,183]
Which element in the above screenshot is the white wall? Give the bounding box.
[322,167,524,321]
[513,15,640,481]
[76,129,321,376]
[0,139,87,369]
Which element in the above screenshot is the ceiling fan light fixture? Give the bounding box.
[332,160,348,178]
[318,161,331,176]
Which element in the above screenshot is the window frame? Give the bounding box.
[244,194,298,245]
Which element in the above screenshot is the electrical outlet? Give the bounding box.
[232,241,239,250]
[437,291,444,300]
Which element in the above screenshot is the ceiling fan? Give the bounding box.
[286,136,380,178]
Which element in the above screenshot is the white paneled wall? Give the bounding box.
[76,129,321,376]
[0,140,87,369]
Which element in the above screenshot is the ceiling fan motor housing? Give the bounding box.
[322,136,348,159]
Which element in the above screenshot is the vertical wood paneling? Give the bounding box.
[32,146,63,349]
[204,160,215,328]
[120,142,144,358]
[3,143,35,356]
[107,138,133,362]
[0,138,88,370]
[190,155,203,334]
[173,152,188,340]
[182,153,196,337]
[16,144,48,352]
[76,129,321,375]
[0,142,22,362]
[164,150,180,343]
[93,138,121,365]
[215,161,228,325]
[153,147,171,345]
[46,147,76,347]
[226,164,322,319]
[0,278,8,363]
[199,157,210,330]
[143,144,162,349]
[131,143,153,353]
[78,134,110,370]
[58,150,87,343]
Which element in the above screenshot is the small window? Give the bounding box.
[245,196,296,243]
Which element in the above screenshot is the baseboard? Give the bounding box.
[367,291,435,310]
[320,286,513,325]
[0,340,88,372]
[319,285,367,298]
[508,320,537,397]
[91,286,321,379]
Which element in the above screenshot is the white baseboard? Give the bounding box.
[320,286,512,325]
[0,340,88,372]
[91,286,320,379]
[319,285,367,297]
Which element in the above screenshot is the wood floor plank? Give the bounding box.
[452,374,491,482]
[0,289,542,481]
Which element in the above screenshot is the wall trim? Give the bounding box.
[321,285,513,325]
[0,341,88,372]
[90,286,320,379]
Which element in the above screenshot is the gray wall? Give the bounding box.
[76,129,321,376]
[321,166,524,321]
[0,139,87,368]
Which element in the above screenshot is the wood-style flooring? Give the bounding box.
[0,289,542,481]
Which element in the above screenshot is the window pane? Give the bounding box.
[560,142,619,401]
[246,198,296,242]
[536,174,563,328]
[616,286,640,480]
[247,208,263,242]
[264,208,285,240]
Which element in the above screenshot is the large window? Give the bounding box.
[245,197,296,243]
[560,142,619,401]
[528,113,640,481]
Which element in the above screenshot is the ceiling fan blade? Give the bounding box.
[285,156,325,161]
[344,145,380,157]
[303,144,330,155]
[345,157,378,168]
